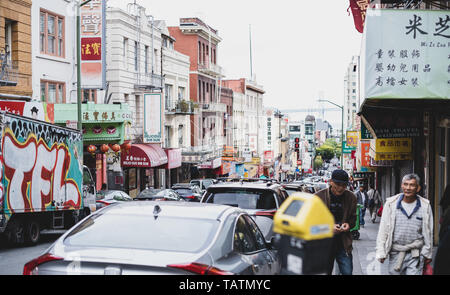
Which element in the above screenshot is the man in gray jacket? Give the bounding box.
[376,174,433,275]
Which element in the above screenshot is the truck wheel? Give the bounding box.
[5,219,25,246]
[25,221,40,246]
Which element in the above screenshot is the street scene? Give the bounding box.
[0,0,450,278]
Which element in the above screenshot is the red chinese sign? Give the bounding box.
[81,37,101,60]
[348,0,369,33]
[361,141,371,167]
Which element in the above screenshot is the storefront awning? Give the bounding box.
[163,148,182,169]
[121,144,168,168]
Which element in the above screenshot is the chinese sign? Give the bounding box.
[349,0,370,33]
[143,93,162,143]
[364,9,450,100]
[0,101,54,123]
[346,130,360,147]
[360,141,371,167]
[342,141,357,154]
[80,0,106,89]
[369,137,413,161]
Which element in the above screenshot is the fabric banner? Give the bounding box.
[348,0,370,33]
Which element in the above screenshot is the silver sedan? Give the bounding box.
[23,202,281,275]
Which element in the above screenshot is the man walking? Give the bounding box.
[367,186,382,223]
[355,184,368,228]
[316,169,357,275]
[376,174,433,275]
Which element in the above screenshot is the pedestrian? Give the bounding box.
[355,183,369,228]
[434,184,450,274]
[315,169,357,275]
[367,186,382,223]
[376,173,433,275]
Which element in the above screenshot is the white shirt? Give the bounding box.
[401,200,417,216]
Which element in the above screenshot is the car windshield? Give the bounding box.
[173,188,193,195]
[204,188,277,210]
[64,214,218,253]
[190,181,200,186]
[137,189,161,198]
[285,189,298,195]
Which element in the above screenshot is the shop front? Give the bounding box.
[163,148,182,187]
[121,143,168,198]
[53,102,132,191]
[198,157,222,178]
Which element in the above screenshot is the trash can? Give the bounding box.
[273,192,334,275]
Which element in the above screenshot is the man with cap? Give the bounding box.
[315,169,357,275]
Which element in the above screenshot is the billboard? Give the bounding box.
[143,93,162,143]
[363,9,450,100]
[80,0,106,89]
[346,131,360,147]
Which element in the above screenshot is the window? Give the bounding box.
[144,45,149,74]
[233,216,257,254]
[134,41,139,72]
[82,89,97,103]
[165,126,171,147]
[40,10,64,57]
[243,215,266,250]
[40,80,65,103]
[178,87,185,101]
[4,20,13,62]
[178,125,183,146]
[165,84,173,106]
[123,37,128,68]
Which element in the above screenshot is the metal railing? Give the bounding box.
[165,99,196,114]
[0,47,18,87]
[135,72,163,90]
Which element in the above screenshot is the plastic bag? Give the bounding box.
[377,205,383,217]
[423,260,433,275]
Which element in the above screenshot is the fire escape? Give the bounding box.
[0,46,18,87]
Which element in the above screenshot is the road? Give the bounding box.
[0,233,62,275]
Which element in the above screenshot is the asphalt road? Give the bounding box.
[0,233,62,275]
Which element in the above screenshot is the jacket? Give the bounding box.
[367,188,382,209]
[375,193,434,260]
[315,188,357,255]
[355,190,369,208]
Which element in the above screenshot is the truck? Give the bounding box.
[0,111,96,246]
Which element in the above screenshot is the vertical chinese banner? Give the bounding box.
[349,0,369,33]
[80,0,106,89]
[360,141,371,167]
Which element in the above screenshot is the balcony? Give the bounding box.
[199,101,226,113]
[165,99,197,115]
[134,72,163,90]
[0,50,18,87]
[198,61,223,77]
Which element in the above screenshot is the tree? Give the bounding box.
[316,138,341,161]
[314,155,324,169]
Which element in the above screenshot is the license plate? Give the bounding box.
[287,254,302,274]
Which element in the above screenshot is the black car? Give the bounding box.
[171,183,203,202]
[135,188,185,202]
[201,178,289,241]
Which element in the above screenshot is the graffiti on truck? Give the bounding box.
[1,123,82,215]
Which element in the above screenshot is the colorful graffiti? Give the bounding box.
[0,114,82,215]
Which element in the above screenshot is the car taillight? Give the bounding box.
[96,200,110,207]
[255,210,277,217]
[23,253,63,275]
[185,195,196,200]
[167,263,233,275]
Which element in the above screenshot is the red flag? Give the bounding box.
[349,0,370,33]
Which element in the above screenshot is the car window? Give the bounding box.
[280,189,289,203]
[64,214,219,253]
[173,188,192,195]
[233,216,257,254]
[204,189,277,210]
[243,215,266,251]
[190,181,200,187]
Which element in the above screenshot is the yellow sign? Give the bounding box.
[370,138,412,153]
[346,131,360,147]
[369,150,413,161]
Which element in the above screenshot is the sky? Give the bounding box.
[107,0,364,129]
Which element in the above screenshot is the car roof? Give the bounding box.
[101,201,241,220]
[208,181,281,191]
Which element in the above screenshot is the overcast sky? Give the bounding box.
[107,0,363,128]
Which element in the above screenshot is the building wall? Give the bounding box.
[0,0,32,97]
[344,55,360,131]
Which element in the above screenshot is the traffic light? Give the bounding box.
[294,137,300,160]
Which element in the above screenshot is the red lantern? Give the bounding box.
[111,144,120,153]
[87,145,97,154]
[122,142,131,152]
[100,144,109,153]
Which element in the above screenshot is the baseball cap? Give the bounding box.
[331,169,349,184]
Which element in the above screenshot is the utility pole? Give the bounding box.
[318,99,344,169]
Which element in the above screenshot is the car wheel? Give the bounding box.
[25,221,40,246]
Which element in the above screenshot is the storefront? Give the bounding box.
[197,157,222,178]
[121,143,168,198]
[53,102,132,191]
[163,148,182,187]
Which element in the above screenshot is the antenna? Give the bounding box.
[249,24,253,81]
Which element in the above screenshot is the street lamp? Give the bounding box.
[318,99,344,168]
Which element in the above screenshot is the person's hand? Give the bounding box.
[333,224,342,233]
[379,258,385,264]
[340,223,350,232]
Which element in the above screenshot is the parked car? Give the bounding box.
[171,183,203,202]
[96,190,132,210]
[201,179,289,241]
[189,179,216,191]
[23,202,281,275]
[135,188,185,202]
